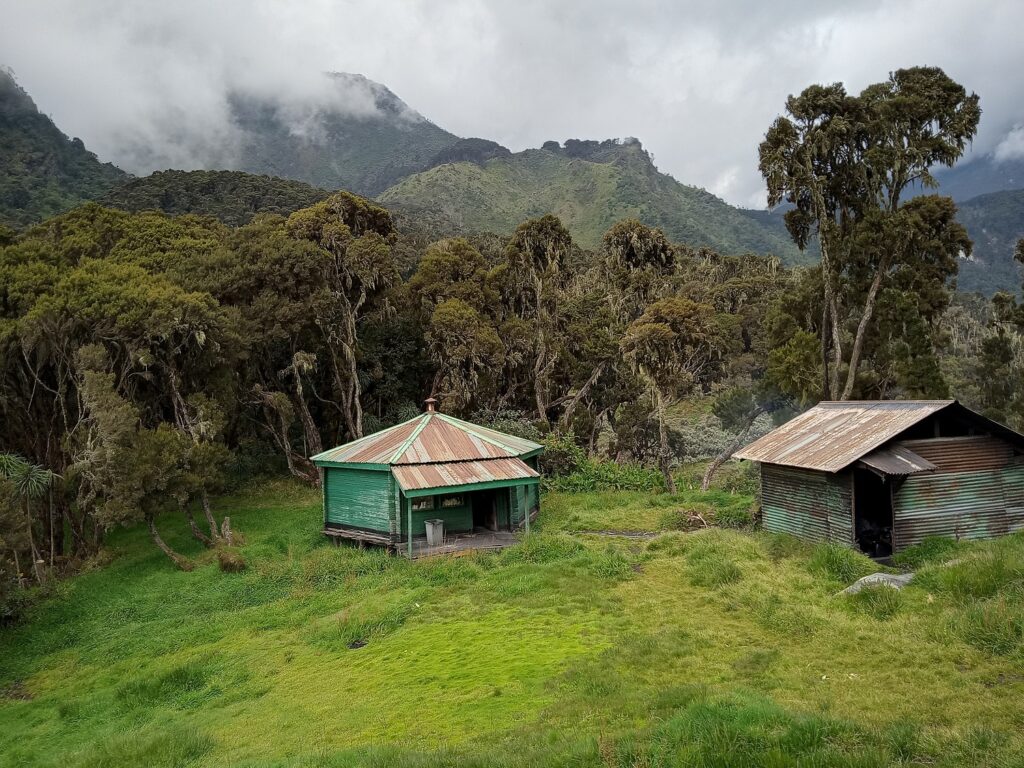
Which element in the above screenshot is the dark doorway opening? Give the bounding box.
[853,469,893,558]
[472,490,498,532]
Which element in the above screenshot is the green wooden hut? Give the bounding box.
[310,400,543,556]
[734,400,1024,557]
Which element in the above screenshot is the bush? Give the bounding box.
[958,597,1024,655]
[217,547,247,573]
[543,458,664,493]
[892,536,960,570]
[808,543,876,584]
[848,584,903,620]
[538,432,587,477]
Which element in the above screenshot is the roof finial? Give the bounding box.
[424,397,438,413]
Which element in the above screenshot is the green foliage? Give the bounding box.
[542,460,664,493]
[0,70,125,228]
[101,169,329,226]
[381,139,805,259]
[808,543,877,584]
[847,584,904,620]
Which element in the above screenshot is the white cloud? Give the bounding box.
[994,125,1024,162]
[0,0,1020,205]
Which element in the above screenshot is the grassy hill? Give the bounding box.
[230,73,459,197]
[956,189,1024,294]
[2,479,1024,766]
[101,170,330,226]
[0,69,126,228]
[379,139,808,261]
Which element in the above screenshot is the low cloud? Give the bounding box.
[1,0,1021,205]
[994,126,1024,163]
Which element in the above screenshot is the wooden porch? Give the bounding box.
[322,524,522,558]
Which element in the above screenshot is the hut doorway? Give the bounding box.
[853,469,893,558]
[472,490,499,532]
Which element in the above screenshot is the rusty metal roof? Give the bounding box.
[858,445,936,476]
[311,412,543,466]
[393,457,539,492]
[732,400,955,472]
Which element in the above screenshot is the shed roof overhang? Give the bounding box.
[857,445,936,477]
[393,457,540,497]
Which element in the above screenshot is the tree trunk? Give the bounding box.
[200,489,219,541]
[840,260,888,401]
[291,362,323,457]
[654,388,676,494]
[147,515,192,571]
[559,361,606,430]
[182,503,213,547]
[701,407,764,491]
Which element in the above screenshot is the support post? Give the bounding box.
[407,499,413,559]
[525,487,530,535]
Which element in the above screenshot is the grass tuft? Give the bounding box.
[847,583,904,620]
[808,543,877,584]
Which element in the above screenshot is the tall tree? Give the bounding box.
[621,297,727,492]
[505,215,573,425]
[760,67,980,400]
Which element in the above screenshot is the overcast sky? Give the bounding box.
[2,0,1022,208]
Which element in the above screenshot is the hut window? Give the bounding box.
[412,497,434,511]
[440,495,464,508]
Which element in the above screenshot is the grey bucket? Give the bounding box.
[424,519,445,547]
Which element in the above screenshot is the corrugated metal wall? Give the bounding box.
[899,436,1012,472]
[761,464,853,545]
[892,445,1024,549]
[324,467,392,532]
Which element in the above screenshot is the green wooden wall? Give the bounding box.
[323,467,392,533]
[406,495,474,536]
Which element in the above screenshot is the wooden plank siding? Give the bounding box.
[760,464,854,545]
[323,466,393,533]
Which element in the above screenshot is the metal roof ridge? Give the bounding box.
[388,412,433,464]
[433,413,522,454]
[309,412,425,461]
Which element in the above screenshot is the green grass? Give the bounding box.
[3,480,1024,766]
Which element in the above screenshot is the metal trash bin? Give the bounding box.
[424,518,445,547]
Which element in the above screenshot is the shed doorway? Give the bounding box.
[472,490,499,532]
[853,469,893,557]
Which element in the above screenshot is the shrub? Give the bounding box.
[848,583,903,620]
[958,597,1023,656]
[714,505,754,530]
[915,551,1024,602]
[892,536,960,570]
[538,432,587,477]
[543,458,664,493]
[808,543,876,584]
[217,547,247,573]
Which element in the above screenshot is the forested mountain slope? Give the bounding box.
[229,73,459,197]
[0,69,125,228]
[956,189,1024,294]
[379,138,807,260]
[101,170,330,226]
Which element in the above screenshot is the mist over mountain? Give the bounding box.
[0,68,125,227]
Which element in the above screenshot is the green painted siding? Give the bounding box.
[893,463,1024,550]
[324,467,392,533]
[761,464,853,545]
[405,494,474,537]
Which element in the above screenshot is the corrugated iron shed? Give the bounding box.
[733,400,954,473]
[393,457,539,492]
[311,412,543,466]
[858,445,936,476]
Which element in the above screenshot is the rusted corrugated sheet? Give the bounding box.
[858,445,936,476]
[893,465,1024,550]
[393,457,539,491]
[734,400,953,472]
[311,412,543,466]
[897,437,1013,473]
[394,417,512,464]
[761,464,853,544]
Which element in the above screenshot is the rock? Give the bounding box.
[838,572,914,595]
